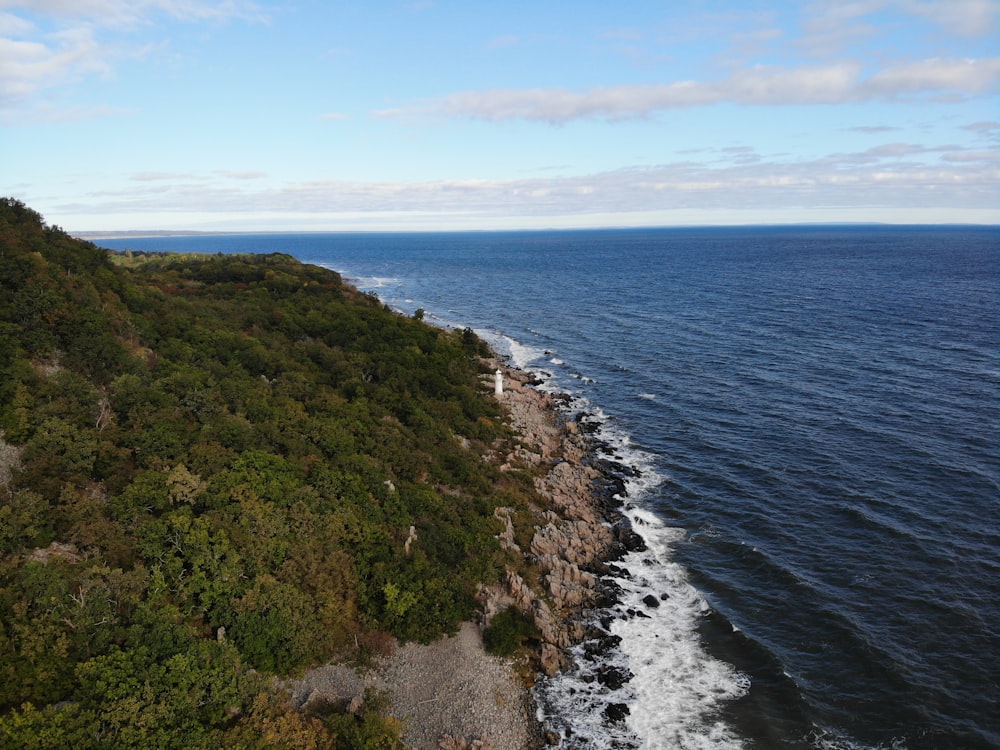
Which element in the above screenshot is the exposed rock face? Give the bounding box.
[493,507,520,552]
[26,541,82,564]
[480,361,621,679]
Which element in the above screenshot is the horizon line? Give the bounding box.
[75,221,1000,241]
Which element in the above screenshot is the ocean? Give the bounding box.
[99,226,999,749]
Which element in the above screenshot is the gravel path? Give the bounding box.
[285,623,541,749]
[372,622,540,749]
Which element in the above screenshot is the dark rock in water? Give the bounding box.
[597,665,633,690]
[660,592,670,600]
[614,522,647,552]
[591,585,620,610]
[583,634,623,658]
[581,564,632,580]
[642,594,661,609]
[611,563,631,578]
[626,608,650,619]
[604,702,630,724]
[543,729,561,745]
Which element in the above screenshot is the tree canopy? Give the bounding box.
[0,198,537,748]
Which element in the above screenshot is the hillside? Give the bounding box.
[0,198,544,748]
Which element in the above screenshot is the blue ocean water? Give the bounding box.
[100,226,1000,749]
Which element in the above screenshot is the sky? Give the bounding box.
[1,0,999,232]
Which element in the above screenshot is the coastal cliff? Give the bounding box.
[481,363,618,677]
[0,198,639,749]
[283,361,636,749]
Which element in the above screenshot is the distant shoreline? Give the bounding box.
[75,222,999,243]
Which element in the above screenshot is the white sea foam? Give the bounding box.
[638,393,657,400]
[323,265,402,291]
[525,363,749,749]
[611,508,750,749]
[503,336,552,371]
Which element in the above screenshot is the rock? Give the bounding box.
[404,525,418,555]
[614,522,647,552]
[493,507,520,551]
[642,594,661,609]
[583,635,623,658]
[596,665,633,690]
[540,643,564,676]
[604,702,630,724]
[478,358,646,742]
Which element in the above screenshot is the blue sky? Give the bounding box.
[2,0,998,231]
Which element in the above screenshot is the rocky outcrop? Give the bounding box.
[493,507,520,552]
[479,361,622,679]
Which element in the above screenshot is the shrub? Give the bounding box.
[482,606,538,656]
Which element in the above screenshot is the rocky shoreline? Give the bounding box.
[479,362,640,677]
[287,358,644,749]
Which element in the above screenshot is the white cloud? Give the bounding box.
[0,27,108,104]
[216,170,267,179]
[962,121,1000,143]
[941,149,1000,162]
[846,125,902,133]
[861,57,1000,96]
[0,0,265,116]
[0,1,266,27]
[47,141,999,226]
[899,0,1000,36]
[391,58,1000,124]
[130,171,199,181]
[805,0,1000,38]
[0,10,31,34]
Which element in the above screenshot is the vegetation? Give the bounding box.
[0,198,533,748]
[482,605,539,657]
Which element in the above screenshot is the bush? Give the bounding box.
[482,606,538,656]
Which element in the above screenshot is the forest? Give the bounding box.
[0,198,541,748]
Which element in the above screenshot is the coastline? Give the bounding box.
[286,357,640,749]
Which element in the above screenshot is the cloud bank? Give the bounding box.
[56,141,999,228]
[384,58,1000,124]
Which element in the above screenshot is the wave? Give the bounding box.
[514,356,751,749]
